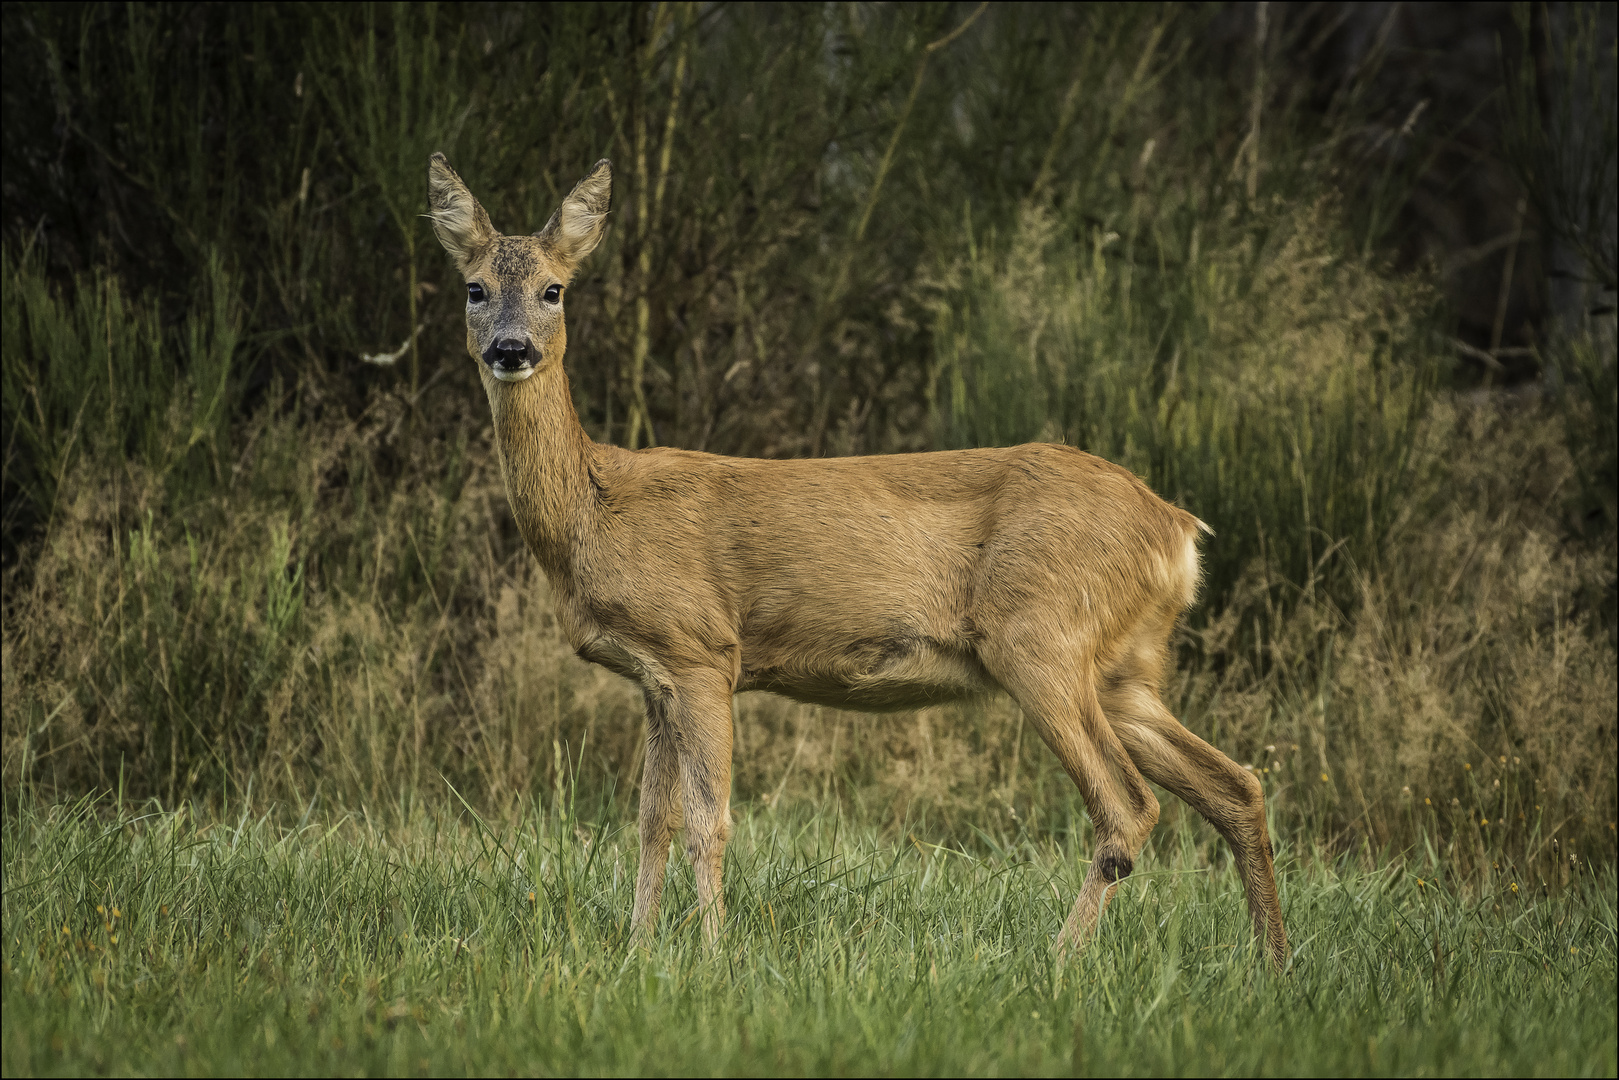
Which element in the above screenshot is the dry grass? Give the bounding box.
[2,3,1612,884]
[3,383,1612,876]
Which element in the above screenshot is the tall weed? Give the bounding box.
[0,5,1613,875]
[927,197,1435,604]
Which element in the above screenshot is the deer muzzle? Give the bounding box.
[482,337,536,381]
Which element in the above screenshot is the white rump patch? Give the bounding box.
[1176,532,1203,608]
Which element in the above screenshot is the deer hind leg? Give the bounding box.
[984,645,1161,954]
[631,691,683,942]
[670,669,736,947]
[1101,642,1287,968]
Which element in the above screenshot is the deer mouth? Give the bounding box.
[487,361,535,382]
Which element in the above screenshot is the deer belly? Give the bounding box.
[738,632,994,711]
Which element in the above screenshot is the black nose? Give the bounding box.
[487,338,529,370]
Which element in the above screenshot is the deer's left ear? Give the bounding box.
[537,159,611,275]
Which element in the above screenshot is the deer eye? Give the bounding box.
[543,284,562,304]
[467,283,486,303]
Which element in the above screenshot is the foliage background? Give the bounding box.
[1,2,1614,877]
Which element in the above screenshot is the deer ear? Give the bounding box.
[537,159,611,274]
[428,153,496,271]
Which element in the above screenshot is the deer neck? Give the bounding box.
[484,362,595,573]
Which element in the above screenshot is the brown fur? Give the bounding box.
[427,153,1288,966]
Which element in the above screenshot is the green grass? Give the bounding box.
[4,798,1614,1077]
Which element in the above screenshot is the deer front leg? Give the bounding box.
[672,670,736,947]
[631,693,682,943]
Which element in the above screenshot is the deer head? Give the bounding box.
[427,153,611,382]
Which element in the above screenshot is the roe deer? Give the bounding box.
[427,152,1287,966]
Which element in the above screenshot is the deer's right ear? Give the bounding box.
[427,153,495,271]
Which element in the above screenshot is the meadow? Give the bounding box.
[2,3,1615,1075]
[3,797,1615,1077]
